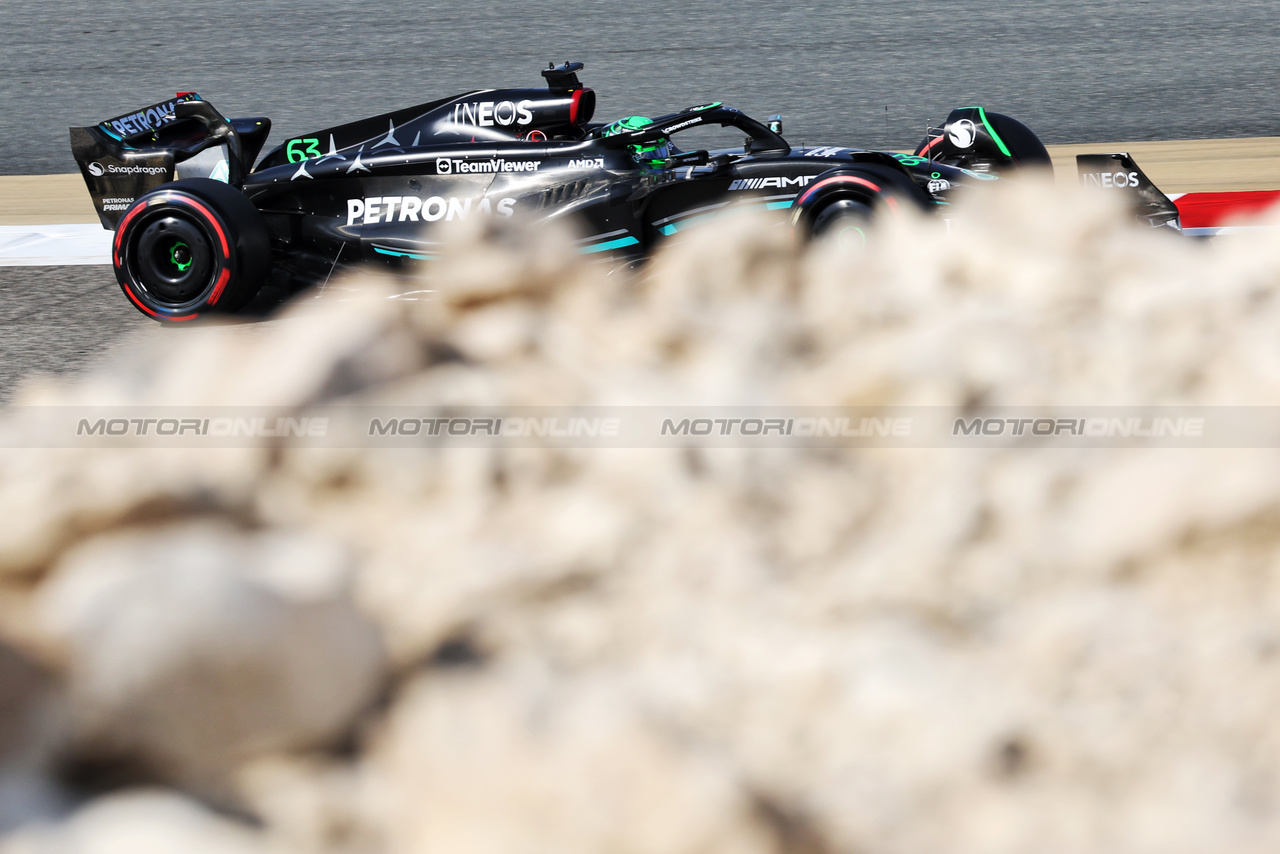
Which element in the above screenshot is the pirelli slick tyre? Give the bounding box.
[113,178,269,321]
[912,110,1052,173]
[791,164,929,243]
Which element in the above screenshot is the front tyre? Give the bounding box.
[810,198,876,248]
[113,178,269,321]
[791,164,930,243]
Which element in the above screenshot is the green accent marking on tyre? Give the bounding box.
[169,241,192,272]
[976,107,1012,158]
[837,225,867,250]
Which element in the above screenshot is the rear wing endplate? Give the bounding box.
[1076,153,1180,230]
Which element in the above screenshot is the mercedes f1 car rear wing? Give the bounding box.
[69,94,271,229]
[1075,153,1181,229]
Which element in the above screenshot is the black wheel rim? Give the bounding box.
[127,211,218,309]
[831,221,869,250]
[812,198,876,248]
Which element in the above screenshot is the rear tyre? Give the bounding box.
[113,178,269,321]
[986,112,1052,169]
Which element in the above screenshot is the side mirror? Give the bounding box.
[767,115,783,134]
[668,150,710,167]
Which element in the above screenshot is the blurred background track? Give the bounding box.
[0,266,151,404]
[4,0,1279,175]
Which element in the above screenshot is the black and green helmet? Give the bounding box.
[601,115,672,165]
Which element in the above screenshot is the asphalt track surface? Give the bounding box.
[0,266,138,402]
[5,0,1280,176]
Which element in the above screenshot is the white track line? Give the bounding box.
[1182,226,1272,237]
[0,224,111,266]
[0,217,1272,269]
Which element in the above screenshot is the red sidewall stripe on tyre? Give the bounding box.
[796,176,886,208]
[917,134,946,155]
[114,192,232,317]
[167,195,232,306]
[207,269,231,307]
[113,203,146,267]
[172,196,231,258]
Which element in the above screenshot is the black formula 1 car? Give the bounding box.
[70,62,1180,322]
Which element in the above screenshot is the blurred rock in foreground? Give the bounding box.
[3,179,1280,854]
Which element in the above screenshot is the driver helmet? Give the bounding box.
[601,116,672,165]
